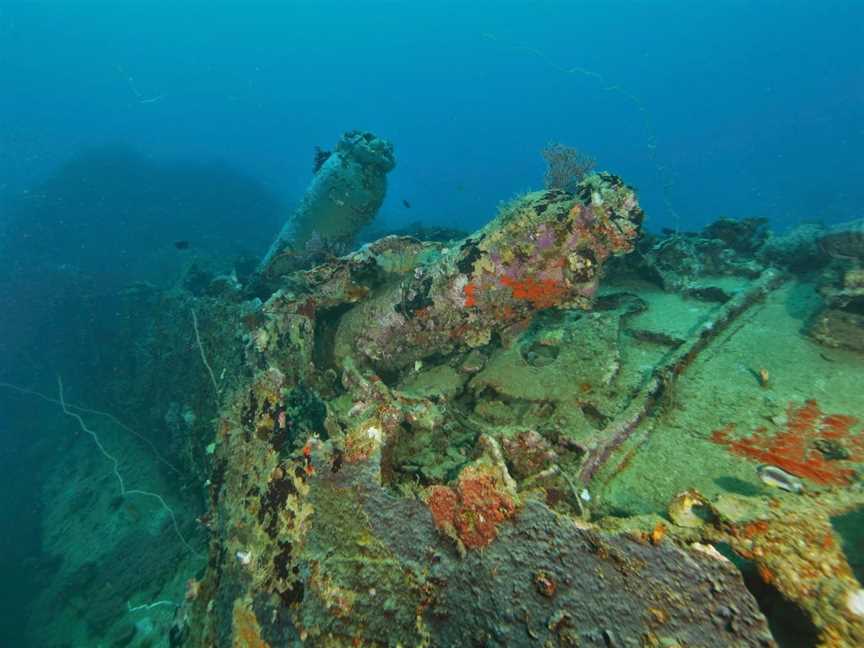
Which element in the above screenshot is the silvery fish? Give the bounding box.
[757,464,804,493]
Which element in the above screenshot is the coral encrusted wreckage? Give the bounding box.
[164,138,864,647]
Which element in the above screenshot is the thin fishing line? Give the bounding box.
[55,376,202,557]
[0,381,182,475]
[0,378,202,557]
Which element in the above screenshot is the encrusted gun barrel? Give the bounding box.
[258,130,395,280]
[333,172,644,372]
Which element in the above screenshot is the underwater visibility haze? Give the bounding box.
[1,2,864,647]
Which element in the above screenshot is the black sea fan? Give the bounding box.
[541,142,596,193]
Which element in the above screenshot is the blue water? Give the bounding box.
[2,2,862,236]
[1,2,863,646]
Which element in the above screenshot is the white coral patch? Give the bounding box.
[690,543,730,563]
[847,589,864,617]
[366,425,383,442]
[450,274,468,305]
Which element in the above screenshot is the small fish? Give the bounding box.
[174,240,191,250]
[402,199,411,209]
[757,464,804,493]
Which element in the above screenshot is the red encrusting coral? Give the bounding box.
[426,467,516,550]
[711,400,862,486]
[499,275,567,310]
[463,282,477,308]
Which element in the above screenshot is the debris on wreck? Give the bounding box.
[659,487,864,647]
[4,28,862,637]
[59,145,861,646]
[183,401,777,647]
[168,170,807,648]
[621,219,766,293]
[819,218,864,263]
[806,220,864,353]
